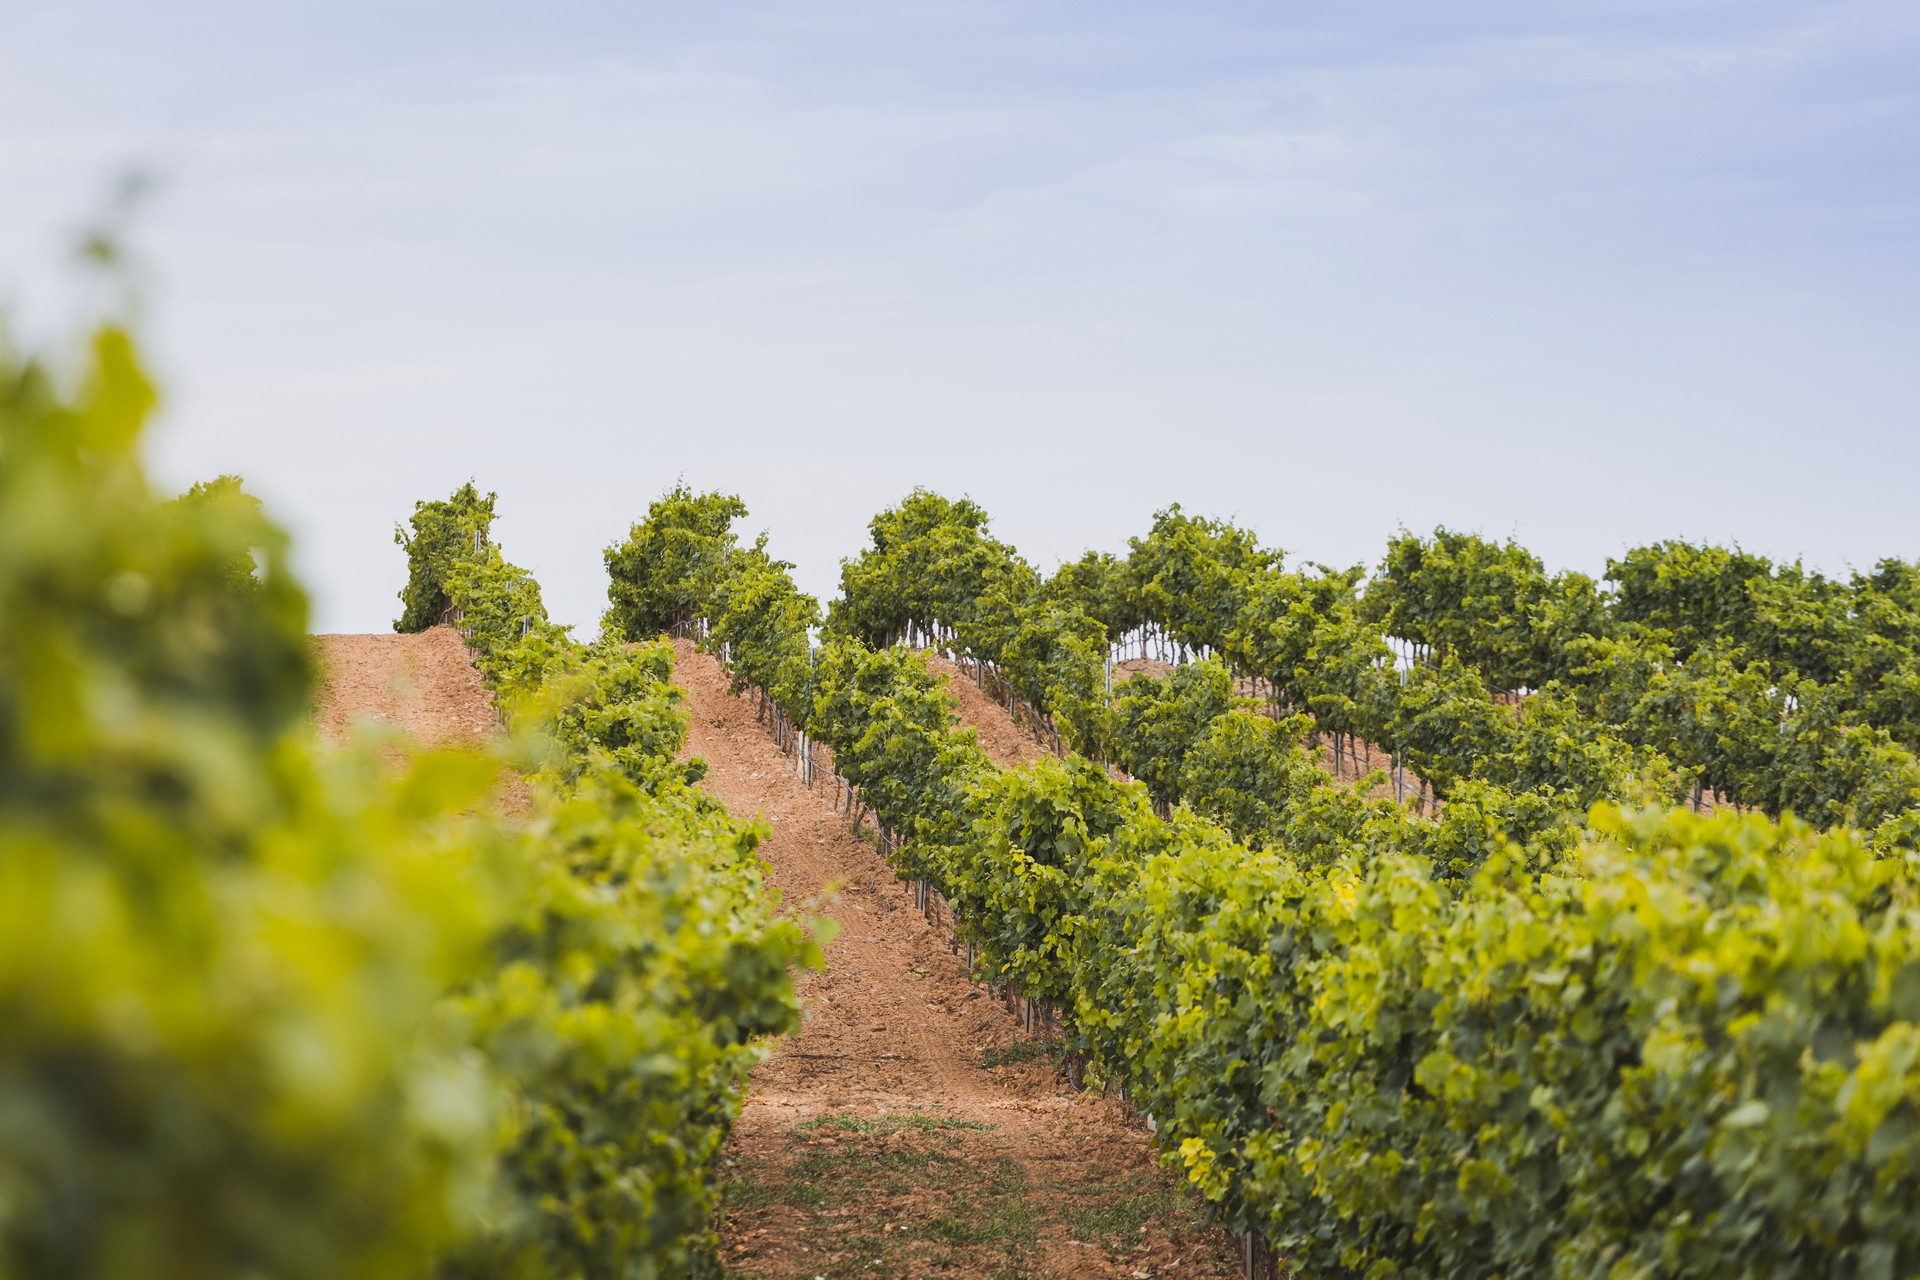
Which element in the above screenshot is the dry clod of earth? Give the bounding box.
[673,641,1240,1279]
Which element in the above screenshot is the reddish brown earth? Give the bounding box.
[673,641,1238,1280]
[921,653,1054,769]
[311,627,500,745]
[1110,657,1174,686]
[310,626,527,811]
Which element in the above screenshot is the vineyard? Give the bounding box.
[5,325,1920,1280]
[620,486,1920,1279]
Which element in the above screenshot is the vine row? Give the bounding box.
[605,483,1920,1280]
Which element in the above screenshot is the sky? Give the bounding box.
[3,1,1916,633]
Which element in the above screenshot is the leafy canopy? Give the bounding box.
[602,483,749,638]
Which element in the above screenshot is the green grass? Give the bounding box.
[787,1144,957,1201]
[795,1111,992,1135]
[981,1037,1064,1069]
[1059,1166,1216,1254]
[718,1169,776,1213]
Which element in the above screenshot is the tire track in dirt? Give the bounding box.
[671,641,1237,1279]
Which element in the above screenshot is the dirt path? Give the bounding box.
[672,642,1237,1280]
[311,627,499,745]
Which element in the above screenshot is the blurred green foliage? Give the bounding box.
[0,329,812,1279]
[1,328,505,1277]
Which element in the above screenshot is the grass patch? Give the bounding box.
[724,1116,1038,1277]
[981,1037,1064,1069]
[718,1170,776,1214]
[920,1212,994,1245]
[795,1111,992,1135]
[902,1156,1038,1255]
[788,1143,954,1200]
[1059,1166,1215,1254]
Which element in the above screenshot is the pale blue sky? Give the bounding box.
[4,2,1916,631]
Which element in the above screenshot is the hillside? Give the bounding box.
[312,626,500,745]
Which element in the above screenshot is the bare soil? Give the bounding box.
[1109,657,1174,685]
[310,627,527,811]
[311,627,500,745]
[921,653,1054,770]
[672,641,1238,1280]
